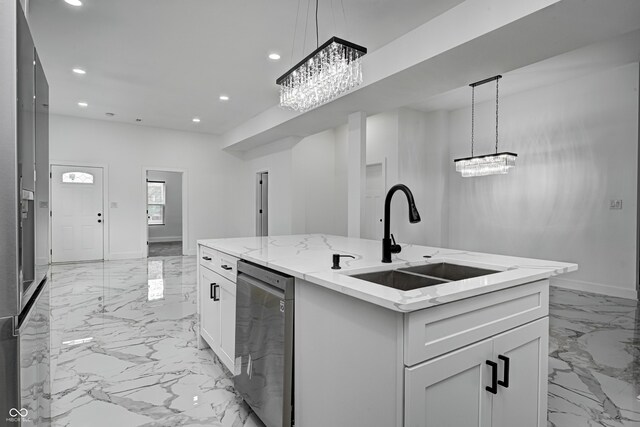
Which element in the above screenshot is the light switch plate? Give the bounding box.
[609,200,623,210]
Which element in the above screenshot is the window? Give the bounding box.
[62,171,94,184]
[147,181,165,225]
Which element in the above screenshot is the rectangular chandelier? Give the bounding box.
[276,36,366,112]
[454,152,517,177]
[454,75,518,178]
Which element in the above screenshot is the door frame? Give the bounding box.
[142,166,189,257]
[49,161,109,262]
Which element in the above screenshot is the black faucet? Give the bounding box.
[382,184,421,263]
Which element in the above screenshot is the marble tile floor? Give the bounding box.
[148,241,183,257]
[47,256,639,426]
[48,256,262,427]
[548,287,640,426]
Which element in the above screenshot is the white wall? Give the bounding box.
[242,139,294,236]
[334,124,349,237]
[396,108,449,247]
[241,130,348,237]
[447,63,639,299]
[50,114,250,258]
[147,170,182,242]
[291,129,342,234]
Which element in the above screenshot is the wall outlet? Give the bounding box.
[609,200,623,210]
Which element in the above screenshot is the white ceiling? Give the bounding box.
[27,0,464,134]
[409,29,640,113]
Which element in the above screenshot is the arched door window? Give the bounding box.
[62,171,94,184]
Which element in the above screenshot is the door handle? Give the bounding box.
[210,283,219,301]
[498,355,510,388]
[485,360,498,394]
[221,264,232,271]
[202,256,212,261]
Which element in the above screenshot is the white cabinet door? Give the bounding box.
[200,267,221,351]
[405,338,493,427]
[492,318,548,427]
[218,275,236,372]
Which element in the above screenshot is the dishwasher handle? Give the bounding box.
[238,273,285,299]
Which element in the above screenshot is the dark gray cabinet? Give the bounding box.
[0,1,51,423]
[35,51,49,288]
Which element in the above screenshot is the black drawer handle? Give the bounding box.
[486,360,498,394]
[210,283,219,301]
[498,355,510,388]
[221,264,232,271]
[202,256,212,261]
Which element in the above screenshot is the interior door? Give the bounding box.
[363,163,385,240]
[491,318,548,427]
[256,172,268,236]
[51,165,104,262]
[404,338,493,427]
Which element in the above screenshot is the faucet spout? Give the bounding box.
[382,184,421,263]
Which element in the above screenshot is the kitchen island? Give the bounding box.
[196,234,577,427]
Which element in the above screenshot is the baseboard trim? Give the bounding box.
[108,251,146,260]
[551,277,638,300]
[148,237,183,243]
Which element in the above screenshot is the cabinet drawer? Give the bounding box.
[199,246,239,282]
[199,246,218,271]
[212,251,239,282]
[404,280,549,366]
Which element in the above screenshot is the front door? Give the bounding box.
[51,165,104,262]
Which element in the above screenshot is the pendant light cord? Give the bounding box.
[495,77,499,154]
[315,0,319,49]
[471,85,475,157]
[290,0,302,66]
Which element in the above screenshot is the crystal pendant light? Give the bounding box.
[276,0,367,112]
[454,75,517,177]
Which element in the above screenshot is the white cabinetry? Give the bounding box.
[197,245,238,373]
[217,275,236,369]
[405,318,548,427]
[295,278,550,427]
[199,266,221,349]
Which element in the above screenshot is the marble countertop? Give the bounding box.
[197,234,577,312]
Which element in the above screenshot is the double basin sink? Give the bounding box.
[351,262,499,291]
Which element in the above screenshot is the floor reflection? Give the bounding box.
[147,259,165,301]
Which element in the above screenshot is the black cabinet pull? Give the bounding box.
[498,355,510,388]
[202,256,212,261]
[221,264,232,271]
[210,283,219,301]
[486,360,498,394]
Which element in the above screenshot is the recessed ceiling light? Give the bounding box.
[192,117,201,123]
[219,95,229,101]
[77,101,88,107]
[64,0,82,6]
[72,68,86,75]
[268,53,281,61]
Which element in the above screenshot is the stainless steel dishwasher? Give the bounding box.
[235,260,294,427]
